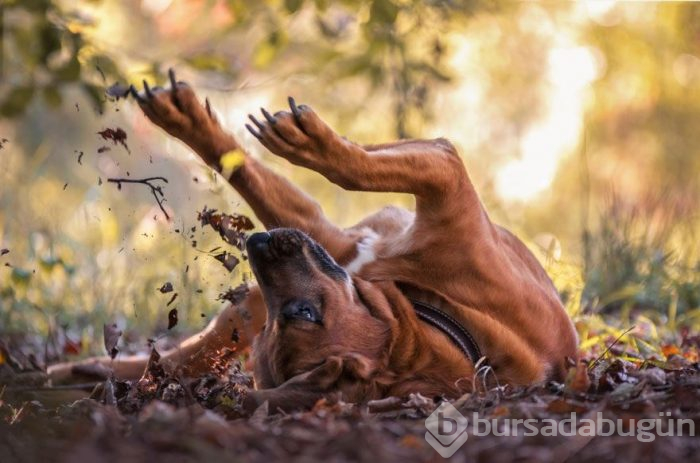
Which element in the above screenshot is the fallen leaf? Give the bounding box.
[610,382,638,400]
[167,308,178,330]
[662,344,681,358]
[399,434,423,449]
[63,338,82,356]
[140,347,162,380]
[633,367,666,386]
[567,361,591,393]
[547,398,588,414]
[683,349,699,363]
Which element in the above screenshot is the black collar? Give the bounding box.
[411,299,483,364]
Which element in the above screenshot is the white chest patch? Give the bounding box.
[344,228,380,275]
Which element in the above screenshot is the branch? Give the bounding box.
[588,325,636,370]
[107,176,170,220]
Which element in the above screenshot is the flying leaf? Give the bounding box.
[97,127,130,153]
[166,292,178,307]
[103,323,122,359]
[167,308,178,330]
[214,252,240,273]
[159,282,174,293]
[218,284,249,305]
[105,82,130,100]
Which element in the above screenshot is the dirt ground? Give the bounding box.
[1,336,699,463]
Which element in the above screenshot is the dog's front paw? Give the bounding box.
[130,69,236,166]
[245,98,350,170]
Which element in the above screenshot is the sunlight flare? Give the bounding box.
[496,45,603,201]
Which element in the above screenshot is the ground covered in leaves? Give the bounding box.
[1,335,699,463]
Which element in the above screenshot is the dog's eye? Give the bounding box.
[281,299,322,325]
[298,305,314,320]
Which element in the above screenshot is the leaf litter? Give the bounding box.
[2,326,698,462]
[1,207,698,461]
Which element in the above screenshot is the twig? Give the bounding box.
[107,177,170,220]
[367,396,404,413]
[588,325,636,370]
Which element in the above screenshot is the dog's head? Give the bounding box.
[246,229,393,395]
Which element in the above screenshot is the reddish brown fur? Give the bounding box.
[48,75,578,411]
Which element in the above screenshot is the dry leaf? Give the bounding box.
[103,323,122,359]
[167,308,178,330]
[567,361,591,393]
[159,282,174,293]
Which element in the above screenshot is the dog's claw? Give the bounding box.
[167,68,183,110]
[289,97,301,119]
[143,80,153,98]
[261,107,276,125]
[168,68,178,90]
[129,84,145,103]
[245,123,262,139]
[248,114,265,131]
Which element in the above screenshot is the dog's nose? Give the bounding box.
[246,232,271,255]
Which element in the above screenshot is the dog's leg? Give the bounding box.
[248,102,485,227]
[48,286,267,383]
[130,72,357,260]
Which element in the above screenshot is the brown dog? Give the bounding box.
[48,71,578,411]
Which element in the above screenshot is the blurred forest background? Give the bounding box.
[1,0,699,362]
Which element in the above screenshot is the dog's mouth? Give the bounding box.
[246,228,348,285]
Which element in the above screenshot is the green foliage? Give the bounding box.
[0,0,123,117]
[1,0,497,137]
[582,195,700,316]
[1,0,700,362]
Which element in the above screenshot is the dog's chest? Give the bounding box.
[344,228,380,274]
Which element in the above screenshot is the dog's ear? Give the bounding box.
[352,278,400,341]
[353,278,423,360]
[353,278,428,372]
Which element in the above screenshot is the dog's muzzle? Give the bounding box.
[246,229,348,281]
